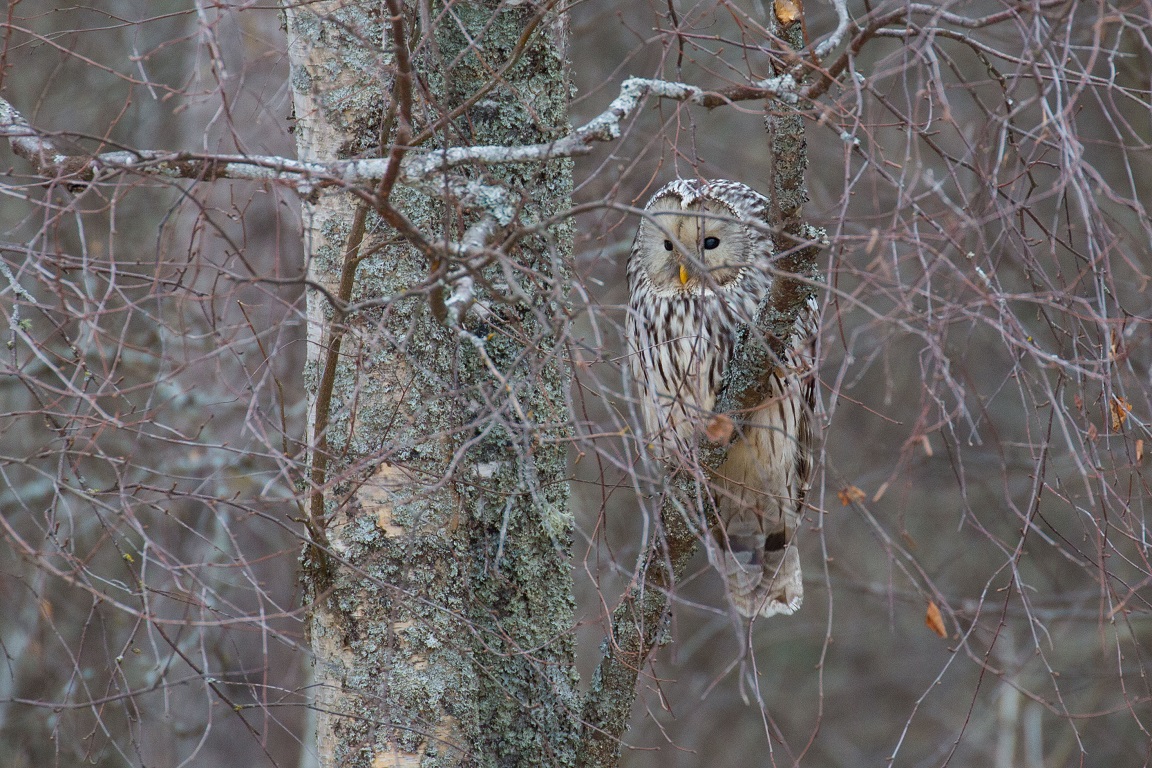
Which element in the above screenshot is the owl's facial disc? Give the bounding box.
[642,197,749,291]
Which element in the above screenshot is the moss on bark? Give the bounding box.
[285,3,577,766]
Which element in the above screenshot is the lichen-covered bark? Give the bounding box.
[283,3,577,766]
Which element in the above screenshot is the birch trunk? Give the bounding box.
[283,3,578,766]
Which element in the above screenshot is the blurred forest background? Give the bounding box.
[1,1,1150,767]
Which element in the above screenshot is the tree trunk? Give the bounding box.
[283,3,577,766]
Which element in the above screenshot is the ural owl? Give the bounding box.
[626,179,817,619]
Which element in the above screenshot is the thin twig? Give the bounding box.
[307,202,371,550]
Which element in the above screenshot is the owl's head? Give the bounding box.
[631,179,771,294]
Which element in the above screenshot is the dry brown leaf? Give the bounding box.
[1136,438,1144,464]
[838,485,866,506]
[925,601,947,638]
[1087,422,1098,442]
[1111,396,1132,431]
[1110,329,1128,363]
[775,0,802,25]
[705,413,735,444]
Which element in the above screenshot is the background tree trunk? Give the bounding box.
[283,4,578,766]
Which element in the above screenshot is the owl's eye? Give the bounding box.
[703,236,720,250]
[663,239,674,251]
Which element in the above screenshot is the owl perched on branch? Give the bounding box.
[626,179,817,619]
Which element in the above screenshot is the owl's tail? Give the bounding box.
[714,535,803,619]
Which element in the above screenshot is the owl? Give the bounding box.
[626,178,817,619]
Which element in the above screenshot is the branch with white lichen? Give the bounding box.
[815,0,852,58]
[0,75,798,196]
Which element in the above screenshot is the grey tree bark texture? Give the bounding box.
[281,2,816,767]
[283,3,579,766]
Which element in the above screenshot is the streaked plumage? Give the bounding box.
[626,178,817,619]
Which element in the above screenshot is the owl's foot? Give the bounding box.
[718,538,803,619]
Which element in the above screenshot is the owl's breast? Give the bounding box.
[629,285,749,452]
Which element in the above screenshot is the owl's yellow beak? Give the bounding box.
[679,264,690,285]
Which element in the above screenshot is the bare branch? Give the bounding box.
[1,75,800,195]
[814,0,851,58]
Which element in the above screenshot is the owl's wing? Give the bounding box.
[710,294,818,618]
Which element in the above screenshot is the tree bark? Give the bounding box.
[284,3,578,766]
